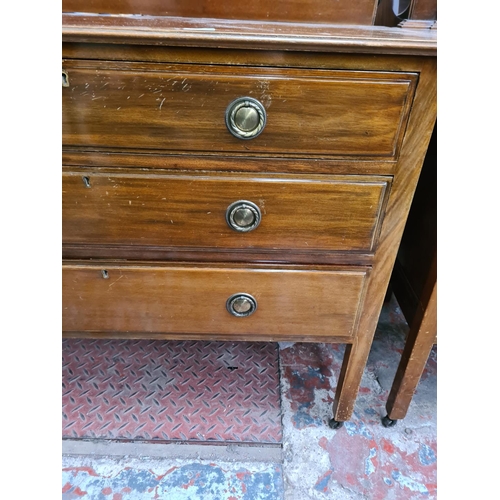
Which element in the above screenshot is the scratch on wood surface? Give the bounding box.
[159,98,166,110]
[108,275,124,289]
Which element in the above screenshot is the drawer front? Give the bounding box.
[62,263,368,339]
[62,61,417,159]
[62,170,390,254]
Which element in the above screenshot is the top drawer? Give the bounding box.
[62,61,417,159]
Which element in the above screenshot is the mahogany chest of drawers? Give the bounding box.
[62,4,436,426]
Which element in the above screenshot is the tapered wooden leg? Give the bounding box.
[330,340,373,423]
[329,61,436,428]
[385,283,437,422]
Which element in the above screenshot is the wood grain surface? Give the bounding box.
[386,279,436,420]
[410,0,437,21]
[331,57,436,421]
[62,169,390,255]
[60,16,437,422]
[63,0,378,25]
[62,151,398,176]
[391,126,436,323]
[62,14,437,56]
[386,125,436,421]
[62,60,417,159]
[62,262,369,339]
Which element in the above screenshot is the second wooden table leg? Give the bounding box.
[383,282,437,426]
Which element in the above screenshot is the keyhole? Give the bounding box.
[82,176,91,188]
[101,270,109,279]
[62,70,69,87]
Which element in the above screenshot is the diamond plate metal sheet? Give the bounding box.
[62,339,282,444]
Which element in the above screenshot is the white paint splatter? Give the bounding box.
[365,447,377,475]
[392,471,429,494]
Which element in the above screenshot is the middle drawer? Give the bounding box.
[63,170,390,254]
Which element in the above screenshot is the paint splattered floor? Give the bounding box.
[279,294,437,499]
[62,295,437,499]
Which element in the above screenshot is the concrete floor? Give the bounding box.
[62,295,437,499]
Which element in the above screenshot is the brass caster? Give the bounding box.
[382,415,397,428]
[328,418,344,430]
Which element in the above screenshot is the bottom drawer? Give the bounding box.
[62,263,369,341]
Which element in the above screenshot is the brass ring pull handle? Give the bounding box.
[225,200,261,232]
[226,293,258,317]
[225,97,266,139]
